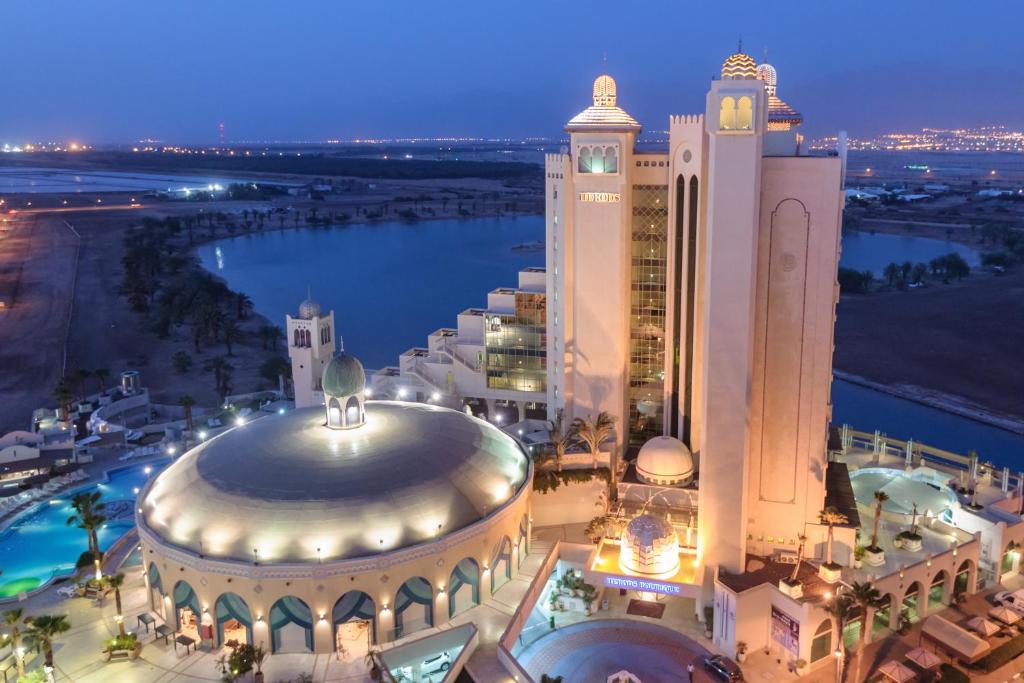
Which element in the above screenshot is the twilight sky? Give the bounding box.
[2,0,1022,144]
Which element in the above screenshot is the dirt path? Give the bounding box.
[0,215,80,433]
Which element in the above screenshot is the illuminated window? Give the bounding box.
[719,96,737,130]
[737,96,753,130]
[577,145,618,174]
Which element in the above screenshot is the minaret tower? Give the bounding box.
[286,293,335,408]
[697,45,766,577]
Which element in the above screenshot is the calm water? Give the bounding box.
[198,217,545,369]
[0,460,167,597]
[832,380,1020,467]
[839,231,980,274]
[0,166,288,194]
[198,218,1023,466]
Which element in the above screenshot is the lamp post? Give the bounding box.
[833,645,844,683]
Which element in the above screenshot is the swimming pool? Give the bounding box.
[849,466,959,522]
[0,459,168,598]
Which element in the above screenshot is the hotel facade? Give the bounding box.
[546,51,842,579]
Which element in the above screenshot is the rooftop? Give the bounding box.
[139,402,530,564]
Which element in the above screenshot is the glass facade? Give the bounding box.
[629,184,668,445]
[485,292,547,392]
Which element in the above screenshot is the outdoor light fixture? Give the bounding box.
[235,417,246,427]
[397,388,408,399]
[364,388,373,398]
[198,430,207,440]
[166,445,176,455]
[144,466,152,474]
[431,392,440,401]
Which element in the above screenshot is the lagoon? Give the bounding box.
[839,231,980,273]
[198,217,1022,466]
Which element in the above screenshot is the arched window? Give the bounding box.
[333,591,377,646]
[293,329,301,347]
[269,596,314,653]
[577,146,592,173]
[395,577,434,638]
[215,592,253,646]
[737,96,753,130]
[719,97,737,130]
[809,618,832,662]
[304,329,311,347]
[604,146,618,173]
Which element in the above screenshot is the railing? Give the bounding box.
[837,424,1024,496]
[497,541,562,683]
[440,339,478,372]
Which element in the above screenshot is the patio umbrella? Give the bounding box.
[878,660,916,682]
[966,616,1001,637]
[904,647,942,669]
[989,605,1022,625]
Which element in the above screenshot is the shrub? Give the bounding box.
[938,663,969,682]
[973,632,1024,671]
[533,467,610,494]
[105,633,138,652]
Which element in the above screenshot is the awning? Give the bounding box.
[967,616,1000,637]
[920,615,991,663]
[878,660,916,682]
[989,605,1022,626]
[904,647,942,669]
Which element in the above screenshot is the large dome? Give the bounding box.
[137,402,530,564]
[636,436,694,487]
[322,353,365,397]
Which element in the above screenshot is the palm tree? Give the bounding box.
[74,368,92,401]
[547,409,569,472]
[849,580,882,681]
[825,594,855,680]
[223,318,241,356]
[236,292,253,320]
[269,325,283,352]
[819,506,849,567]
[93,368,110,395]
[571,411,618,499]
[53,380,73,423]
[3,608,26,678]
[103,573,127,636]
[66,491,106,574]
[790,533,808,583]
[179,395,196,433]
[869,491,889,550]
[23,614,71,670]
[882,262,899,287]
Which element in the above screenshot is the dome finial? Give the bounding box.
[592,73,617,107]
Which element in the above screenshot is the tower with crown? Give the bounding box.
[286,293,336,408]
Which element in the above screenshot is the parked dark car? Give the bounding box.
[703,654,745,682]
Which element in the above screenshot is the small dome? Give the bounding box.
[722,50,757,80]
[298,298,320,320]
[636,436,693,487]
[756,63,778,95]
[620,514,680,576]
[322,353,365,398]
[592,74,617,107]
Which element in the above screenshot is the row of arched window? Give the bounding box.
[146,520,529,653]
[719,95,753,131]
[578,145,618,174]
[292,326,331,348]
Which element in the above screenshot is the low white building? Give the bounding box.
[370,267,547,424]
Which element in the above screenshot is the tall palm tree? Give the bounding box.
[223,318,241,356]
[103,573,127,637]
[23,614,71,670]
[547,409,569,472]
[849,580,882,682]
[66,491,106,574]
[869,491,889,550]
[53,381,73,423]
[825,594,855,680]
[179,395,196,433]
[93,368,110,395]
[571,412,618,499]
[3,608,26,678]
[236,292,253,320]
[74,368,92,401]
[819,506,849,567]
[269,325,283,352]
[790,534,808,583]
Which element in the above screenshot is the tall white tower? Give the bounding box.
[286,295,335,408]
